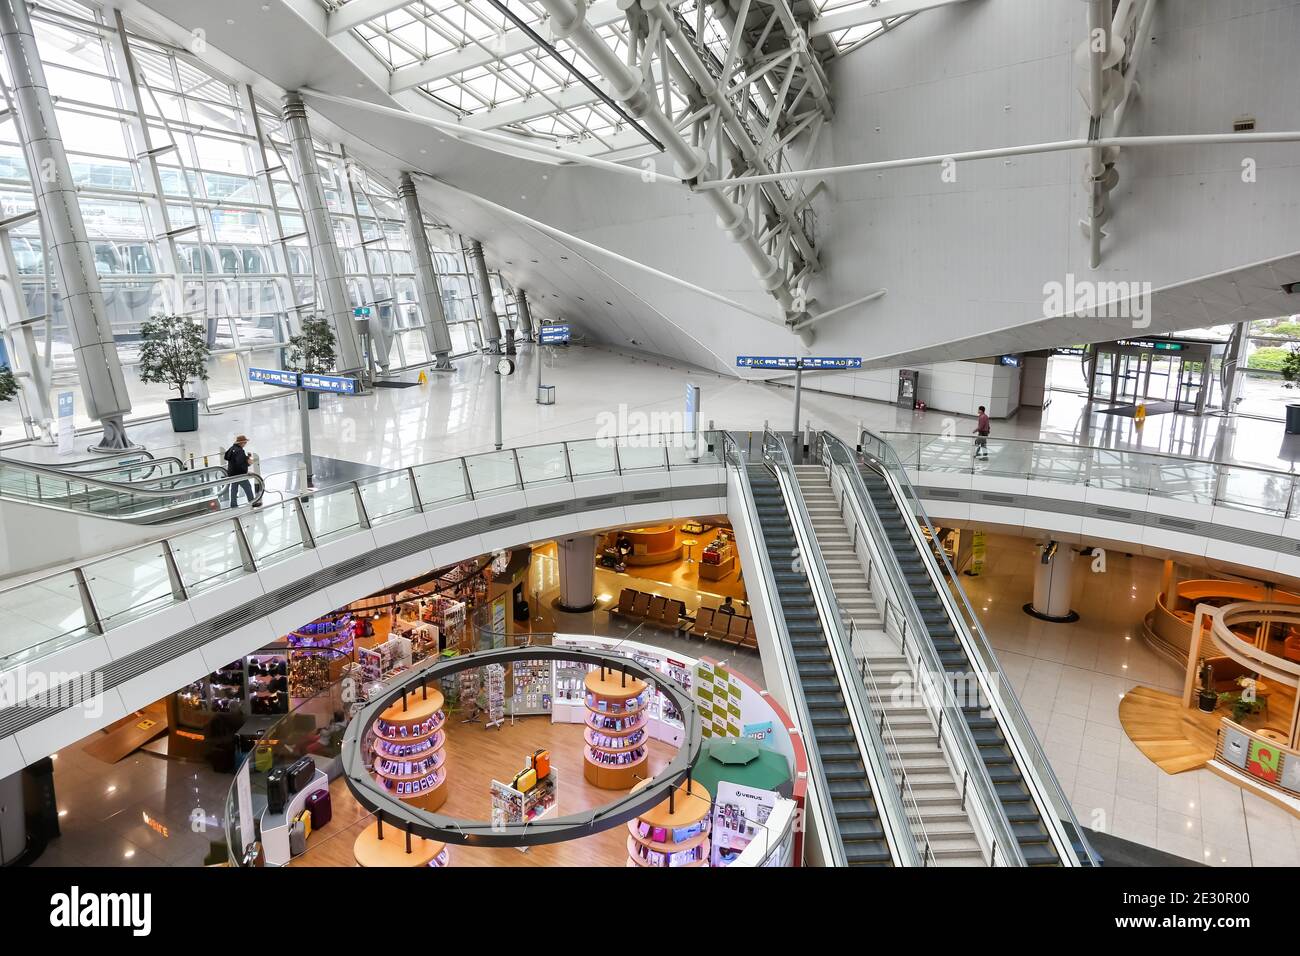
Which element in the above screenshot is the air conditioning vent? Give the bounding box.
[1233,116,1256,132]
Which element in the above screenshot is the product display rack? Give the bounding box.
[506,658,551,716]
[626,779,712,868]
[370,687,449,812]
[583,669,650,790]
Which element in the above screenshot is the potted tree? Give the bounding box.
[137,314,209,432]
[287,315,337,410]
[0,363,17,443]
[1282,346,1300,435]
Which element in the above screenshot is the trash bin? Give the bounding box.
[1287,403,1300,435]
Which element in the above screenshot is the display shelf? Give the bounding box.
[353,820,449,868]
[369,687,449,812]
[583,668,649,790]
[626,779,712,868]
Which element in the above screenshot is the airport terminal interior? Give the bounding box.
[0,0,1299,875]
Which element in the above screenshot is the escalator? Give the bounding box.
[851,451,1084,866]
[0,454,263,523]
[746,461,895,865]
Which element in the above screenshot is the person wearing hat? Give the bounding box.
[223,435,256,509]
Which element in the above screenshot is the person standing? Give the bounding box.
[224,434,255,508]
[972,406,991,460]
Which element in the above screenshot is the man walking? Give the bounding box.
[973,406,990,460]
[224,434,255,508]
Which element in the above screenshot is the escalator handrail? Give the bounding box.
[720,431,848,868]
[760,429,922,866]
[35,456,189,483]
[859,427,1100,866]
[0,456,264,515]
[819,430,1025,866]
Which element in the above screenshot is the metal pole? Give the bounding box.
[494,366,503,451]
[299,388,315,489]
[792,363,803,443]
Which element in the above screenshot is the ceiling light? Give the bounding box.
[123,849,135,859]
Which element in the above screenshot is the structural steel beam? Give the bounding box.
[807,0,973,37]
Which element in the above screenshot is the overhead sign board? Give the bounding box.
[248,368,359,394]
[539,324,571,344]
[736,356,862,370]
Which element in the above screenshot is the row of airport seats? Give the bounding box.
[615,588,687,630]
[612,587,757,649]
[694,606,757,648]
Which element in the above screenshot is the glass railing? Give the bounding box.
[818,430,1022,866]
[885,431,1300,519]
[0,431,723,675]
[861,428,1100,866]
[759,428,925,866]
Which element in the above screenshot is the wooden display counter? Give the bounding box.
[619,525,682,566]
[626,779,711,867]
[353,820,449,867]
[372,687,449,812]
[583,669,649,790]
[699,552,736,581]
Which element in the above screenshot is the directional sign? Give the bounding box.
[300,373,360,395]
[353,307,372,318]
[736,355,862,370]
[538,324,571,344]
[249,367,299,388]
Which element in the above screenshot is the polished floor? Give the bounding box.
[964,533,1300,867]
[10,346,1299,484]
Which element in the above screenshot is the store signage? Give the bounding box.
[712,781,780,867]
[538,324,570,344]
[998,355,1022,368]
[56,390,75,455]
[736,355,863,370]
[1116,339,1185,352]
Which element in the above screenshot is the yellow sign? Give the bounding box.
[418,371,428,385]
[969,531,986,576]
[136,719,156,730]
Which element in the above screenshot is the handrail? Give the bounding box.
[0,430,724,674]
[719,430,846,867]
[886,430,1300,519]
[759,428,922,866]
[860,426,1099,866]
[818,429,1022,866]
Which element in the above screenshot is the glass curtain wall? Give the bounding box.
[0,0,514,440]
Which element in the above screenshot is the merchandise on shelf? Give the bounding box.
[583,668,649,790]
[246,652,288,715]
[626,779,712,868]
[369,687,449,812]
[490,753,558,828]
[208,661,245,714]
[507,658,552,715]
[484,663,505,728]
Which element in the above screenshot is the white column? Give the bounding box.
[1029,542,1079,622]
[281,91,364,374]
[398,173,452,367]
[0,0,133,449]
[515,288,535,341]
[556,534,598,612]
[468,239,502,353]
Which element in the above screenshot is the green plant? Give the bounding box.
[0,364,16,403]
[1247,345,1290,372]
[1281,346,1300,390]
[137,314,209,400]
[287,315,337,375]
[1217,692,1263,722]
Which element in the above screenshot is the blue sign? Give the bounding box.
[736,355,862,370]
[57,392,74,416]
[353,307,372,318]
[249,367,299,388]
[300,373,359,395]
[539,324,570,344]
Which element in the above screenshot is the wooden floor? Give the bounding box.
[291,716,677,867]
[1118,687,1222,774]
[82,702,168,765]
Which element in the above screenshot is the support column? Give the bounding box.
[398,173,452,368]
[281,91,364,374]
[556,534,598,613]
[515,288,535,341]
[468,239,502,353]
[1025,542,1080,623]
[0,0,132,450]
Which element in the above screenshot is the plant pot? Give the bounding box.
[167,397,199,432]
[1197,690,1218,713]
[306,391,320,411]
[1286,403,1300,435]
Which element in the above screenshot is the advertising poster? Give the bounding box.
[743,720,774,742]
[711,781,779,867]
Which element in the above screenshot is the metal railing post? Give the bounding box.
[613,442,623,476]
[232,519,258,573]
[352,481,372,530]
[512,448,525,490]
[293,496,317,549]
[407,467,424,512]
[562,442,573,481]
[73,566,103,636]
[460,458,474,500]
[160,538,190,600]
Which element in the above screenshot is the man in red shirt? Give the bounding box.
[973,406,990,460]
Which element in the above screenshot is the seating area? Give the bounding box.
[613,587,687,631]
[692,605,757,649]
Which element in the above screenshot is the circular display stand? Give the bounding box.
[626,779,712,868]
[373,687,449,812]
[583,669,648,790]
[353,820,449,868]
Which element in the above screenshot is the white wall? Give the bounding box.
[781,358,1021,418]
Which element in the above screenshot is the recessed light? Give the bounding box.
[57,809,67,817]
[226,18,235,25]
[106,785,117,794]
[124,849,135,859]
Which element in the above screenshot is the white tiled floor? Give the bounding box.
[964,533,1300,866]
